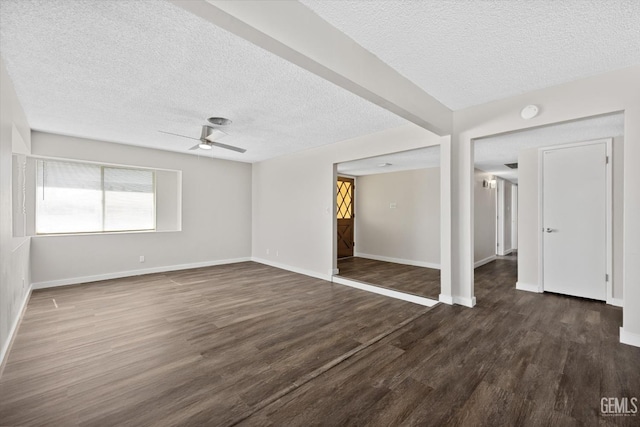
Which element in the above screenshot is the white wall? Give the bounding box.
[511,185,518,250]
[517,148,539,291]
[252,124,446,279]
[354,168,440,268]
[448,66,639,344]
[517,136,624,301]
[0,59,32,367]
[29,132,252,287]
[473,170,497,266]
[502,180,513,254]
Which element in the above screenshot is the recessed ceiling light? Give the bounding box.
[520,105,539,120]
[377,162,392,167]
[198,142,212,150]
[208,117,232,126]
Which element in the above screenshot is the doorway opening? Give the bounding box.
[336,176,355,259]
[472,112,622,305]
[333,146,441,302]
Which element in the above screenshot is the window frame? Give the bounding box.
[35,158,157,236]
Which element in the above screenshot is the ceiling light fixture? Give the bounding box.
[377,162,392,167]
[520,105,539,120]
[208,117,232,126]
[198,142,212,150]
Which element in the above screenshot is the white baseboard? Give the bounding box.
[439,294,454,305]
[331,268,339,275]
[503,249,513,255]
[354,252,440,270]
[474,255,496,268]
[1,285,32,376]
[607,297,623,307]
[31,257,252,289]
[620,327,640,348]
[331,276,438,307]
[453,295,476,308]
[516,282,542,293]
[251,257,331,281]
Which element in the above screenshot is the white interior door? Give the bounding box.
[542,141,608,301]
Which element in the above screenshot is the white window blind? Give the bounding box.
[36,160,155,234]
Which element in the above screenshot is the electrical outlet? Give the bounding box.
[139,255,145,263]
[276,250,279,257]
[390,203,397,209]
[266,248,270,255]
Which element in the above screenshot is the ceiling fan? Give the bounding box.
[159,123,246,153]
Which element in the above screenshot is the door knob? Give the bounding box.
[545,228,555,233]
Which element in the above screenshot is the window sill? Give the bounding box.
[32,229,181,238]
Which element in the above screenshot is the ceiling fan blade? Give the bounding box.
[188,144,201,150]
[158,130,199,141]
[210,141,247,153]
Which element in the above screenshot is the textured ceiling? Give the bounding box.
[339,113,623,181]
[1,1,635,165]
[475,113,624,182]
[338,146,440,176]
[302,0,640,110]
[0,0,406,162]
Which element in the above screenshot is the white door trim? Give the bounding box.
[537,138,613,302]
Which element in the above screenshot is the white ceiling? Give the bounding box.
[338,145,440,176]
[1,1,637,165]
[339,113,623,181]
[302,0,640,110]
[474,112,624,183]
[0,0,406,163]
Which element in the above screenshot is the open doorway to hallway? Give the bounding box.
[472,112,623,306]
[333,146,441,301]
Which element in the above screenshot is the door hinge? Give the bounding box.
[497,242,499,247]
[606,156,609,164]
[606,273,609,282]
[352,242,355,247]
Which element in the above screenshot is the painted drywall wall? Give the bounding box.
[0,59,32,367]
[511,185,518,250]
[473,170,497,266]
[517,137,624,301]
[502,180,513,254]
[448,66,639,343]
[354,167,440,268]
[517,148,539,291]
[29,132,252,286]
[252,123,446,279]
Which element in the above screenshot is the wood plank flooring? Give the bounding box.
[1,259,638,426]
[337,257,440,299]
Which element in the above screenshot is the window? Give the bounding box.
[36,160,155,234]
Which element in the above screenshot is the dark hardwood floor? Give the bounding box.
[1,259,638,426]
[337,257,440,299]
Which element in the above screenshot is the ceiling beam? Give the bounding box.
[170,0,452,136]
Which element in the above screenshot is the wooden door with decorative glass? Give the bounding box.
[337,176,355,258]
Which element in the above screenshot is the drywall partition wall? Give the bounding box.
[354,168,440,268]
[0,58,32,368]
[450,66,639,345]
[502,180,513,254]
[517,137,624,302]
[252,123,446,279]
[511,185,518,250]
[516,147,539,292]
[29,132,252,287]
[473,170,497,267]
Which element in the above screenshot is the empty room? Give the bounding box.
[1,1,639,426]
